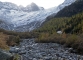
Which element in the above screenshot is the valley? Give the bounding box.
[0,0,75,31]
[0,0,83,60]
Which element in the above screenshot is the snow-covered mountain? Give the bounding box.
[19,2,43,12]
[0,0,76,32]
[0,1,43,12]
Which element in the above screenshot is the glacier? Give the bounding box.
[0,0,76,31]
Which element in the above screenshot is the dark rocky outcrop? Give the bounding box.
[0,49,13,60]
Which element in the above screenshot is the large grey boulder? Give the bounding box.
[0,49,13,60]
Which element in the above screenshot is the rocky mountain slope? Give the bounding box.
[55,0,83,17]
[0,0,76,32]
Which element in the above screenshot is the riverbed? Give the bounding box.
[10,39,83,60]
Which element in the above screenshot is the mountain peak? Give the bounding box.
[26,2,40,11]
[31,2,37,5]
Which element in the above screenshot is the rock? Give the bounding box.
[13,39,83,60]
[33,58,37,60]
[18,51,26,55]
[44,56,52,60]
[0,49,13,60]
[39,59,43,60]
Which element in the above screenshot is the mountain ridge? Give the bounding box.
[0,1,44,12]
[0,0,76,32]
[55,0,83,17]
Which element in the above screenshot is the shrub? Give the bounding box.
[7,35,20,46]
[65,34,78,47]
[0,32,9,49]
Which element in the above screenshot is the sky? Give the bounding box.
[0,0,65,9]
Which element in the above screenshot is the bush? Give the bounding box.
[76,38,83,54]
[0,32,9,49]
[65,34,78,47]
[7,35,20,46]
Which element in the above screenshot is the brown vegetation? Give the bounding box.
[0,32,9,49]
[0,32,20,49]
[35,32,83,54]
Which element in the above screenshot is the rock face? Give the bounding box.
[0,49,13,60]
[10,39,83,60]
[0,0,76,31]
[26,2,40,12]
[19,2,42,12]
